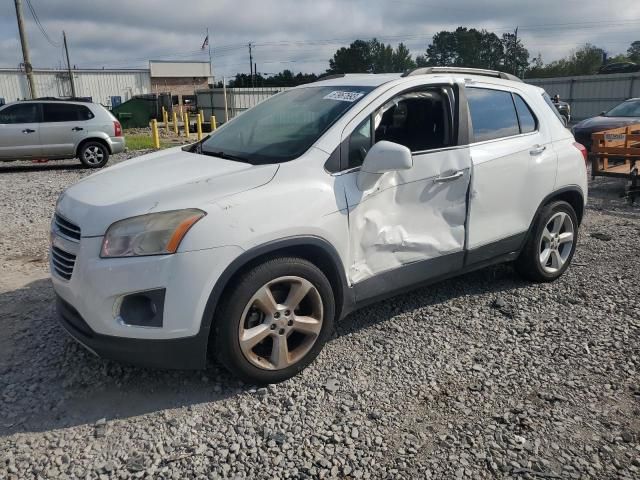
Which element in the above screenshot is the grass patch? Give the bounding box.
[125,134,172,151]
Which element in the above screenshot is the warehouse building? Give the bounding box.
[0,60,211,108]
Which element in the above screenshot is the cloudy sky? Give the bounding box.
[1,0,639,79]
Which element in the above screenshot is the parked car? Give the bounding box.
[572,98,640,152]
[0,99,124,168]
[551,95,571,124]
[598,62,640,75]
[52,67,588,384]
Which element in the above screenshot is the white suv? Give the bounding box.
[51,68,588,384]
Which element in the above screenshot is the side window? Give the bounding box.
[467,88,520,142]
[513,94,537,134]
[348,116,372,169]
[42,103,94,122]
[373,88,453,152]
[0,104,39,124]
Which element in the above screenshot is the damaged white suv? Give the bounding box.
[52,68,588,384]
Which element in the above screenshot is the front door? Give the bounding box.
[0,103,41,160]
[339,84,472,301]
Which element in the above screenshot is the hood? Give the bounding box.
[573,115,640,133]
[57,147,278,236]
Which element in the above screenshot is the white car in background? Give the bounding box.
[51,67,588,384]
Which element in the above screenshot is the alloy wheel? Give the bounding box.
[238,276,323,370]
[538,211,574,273]
[83,146,105,165]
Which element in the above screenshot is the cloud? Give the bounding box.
[1,0,639,78]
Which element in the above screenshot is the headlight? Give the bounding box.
[101,209,205,258]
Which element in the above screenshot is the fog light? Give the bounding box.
[118,289,165,327]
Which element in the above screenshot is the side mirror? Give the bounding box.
[361,141,412,174]
[357,141,412,191]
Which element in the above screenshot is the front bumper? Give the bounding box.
[50,232,243,368]
[56,295,208,369]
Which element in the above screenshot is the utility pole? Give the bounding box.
[248,42,254,87]
[14,0,37,98]
[63,31,76,97]
[513,27,519,76]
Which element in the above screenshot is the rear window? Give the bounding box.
[42,103,94,122]
[513,94,537,133]
[0,103,39,124]
[542,93,566,123]
[467,88,519,142]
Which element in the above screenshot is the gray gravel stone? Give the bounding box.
[0,160,639,479]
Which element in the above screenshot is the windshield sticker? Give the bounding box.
[324,91,366,102]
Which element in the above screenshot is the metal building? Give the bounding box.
[526,72,640,121]
[0,67,150,106]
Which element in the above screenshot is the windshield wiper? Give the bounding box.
[203,150,252,163]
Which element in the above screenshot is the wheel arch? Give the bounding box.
[76,136,111,157]
[525,186,585,244]
[199,236,352,348]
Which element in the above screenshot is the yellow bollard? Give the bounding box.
[183,113,190,139]
[196,114,203,141]
[172,111,178,135]
[210,115,217,132]
[151,119,160,149]
[163,110,169,133]
[199,109,204,120]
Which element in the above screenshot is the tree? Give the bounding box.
[393,43,416,72]
[526,43,605,78]
[327,39,417,74]
[502,32,529,75]
[628,41,640,63]
[328,40,372,74]
[424,27,504,70]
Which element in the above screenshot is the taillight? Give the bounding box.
[113,121,122,137]
[573,142,588,164]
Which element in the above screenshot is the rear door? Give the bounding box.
[336,81,472,300]
[40,103,94,157]
[466,85,557,260]
[0,103,41,159]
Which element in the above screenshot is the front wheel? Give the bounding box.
[213,257,335,384]
[79,141,109,168]
[515,200,578,282]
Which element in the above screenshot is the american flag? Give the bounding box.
[201,35,209,50]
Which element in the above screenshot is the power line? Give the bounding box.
[25,0,60,47]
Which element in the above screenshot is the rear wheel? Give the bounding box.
[214,257,335,384]
[79,141,109,168]
[515,200,578,282]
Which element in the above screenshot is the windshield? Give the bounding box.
[201,86,373,164]
[605,100,640,117]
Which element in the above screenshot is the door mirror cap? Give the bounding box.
[361,141,413,174]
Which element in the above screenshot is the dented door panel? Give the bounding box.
[344,147,471,284]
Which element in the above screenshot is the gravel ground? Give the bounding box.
[0,155,639,479]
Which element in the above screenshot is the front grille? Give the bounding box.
[54,214,81,241]
[51,246,76,280]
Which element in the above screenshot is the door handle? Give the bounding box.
[72,127,84,131]
[434,170,464,183]
[530,145,547,155]
[22,128,35,134]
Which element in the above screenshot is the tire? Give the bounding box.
[79,141,109,168]
[213,257,335,384]
[515,200,578,282]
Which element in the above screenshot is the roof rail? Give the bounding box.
[25,96,93,103]
[315,73,346,82]
[402,67,523,83]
